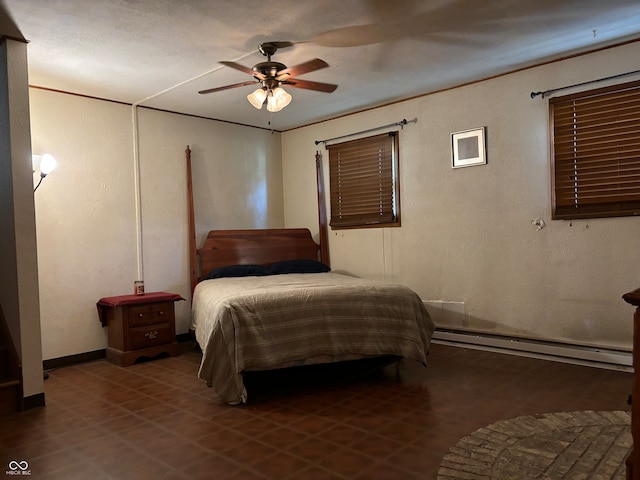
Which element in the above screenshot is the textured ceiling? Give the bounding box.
[4,0,640,130]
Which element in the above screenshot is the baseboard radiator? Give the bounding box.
[432,328,633,372]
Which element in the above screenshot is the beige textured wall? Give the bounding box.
[27,41,640,361]
[30,90,283,360]
[30,90,138,361]
[282,42,640,350]
[137,108,284,332]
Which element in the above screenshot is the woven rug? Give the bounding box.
[437,411,632,480]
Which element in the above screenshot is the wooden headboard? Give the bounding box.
[185,146,325,295]
[196,228,321,282]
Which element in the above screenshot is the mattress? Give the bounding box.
[191,272,435,404]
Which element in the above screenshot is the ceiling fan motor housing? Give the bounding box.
[259,42,291,57]
[253,61,287,78]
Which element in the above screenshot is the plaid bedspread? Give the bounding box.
[191,272,435,404]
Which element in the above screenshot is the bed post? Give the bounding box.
[186,146,198,300]
[316,150,330,267]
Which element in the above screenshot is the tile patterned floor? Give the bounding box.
[0,342,632,479]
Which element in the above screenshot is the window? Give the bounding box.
[327,132,400,229]
[550,79,640,220]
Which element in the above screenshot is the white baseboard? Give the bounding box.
[432,329,633,372]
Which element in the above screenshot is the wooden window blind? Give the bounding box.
[550,79,640,220]
[327,132,400,228]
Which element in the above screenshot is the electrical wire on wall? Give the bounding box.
[131,106,144,281]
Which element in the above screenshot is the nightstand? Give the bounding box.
[97,292,184,366]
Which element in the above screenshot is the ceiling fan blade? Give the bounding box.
[199,80,258,95]
[220,61,265,80]
[282,78,338,93]
[276,59,329,80]
[0,0,25,41]
[310,24,390,48]
[266,41,294,49]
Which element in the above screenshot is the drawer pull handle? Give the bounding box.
[145,330,159,339]
[159,311,164,316]
[138,313,144,318]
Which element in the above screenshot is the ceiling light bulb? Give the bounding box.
[272,87,291,109]
[247,88,267,109]
[266,87,292,112]
[266,94,281,112]
[39,153,57,175]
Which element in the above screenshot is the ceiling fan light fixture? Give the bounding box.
[266,87,292,112]
[203,43,336,114]
[247,88,267,109]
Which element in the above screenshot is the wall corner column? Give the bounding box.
[0,37,45,403]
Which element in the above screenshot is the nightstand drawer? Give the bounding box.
[128,302,174,327]
[129,322,174,349]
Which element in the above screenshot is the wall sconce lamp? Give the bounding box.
[33,153,57,192]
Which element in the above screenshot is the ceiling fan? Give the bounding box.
[198,41,338,112]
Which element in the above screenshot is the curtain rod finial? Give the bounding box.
[530,91,542,99]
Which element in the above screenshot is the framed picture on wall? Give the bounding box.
[451,127,487,168]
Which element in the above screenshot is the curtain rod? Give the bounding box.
[530,68,640,99]
[315,118,417,145]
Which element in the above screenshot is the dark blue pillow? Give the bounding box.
[268,259,330,275]
[205,264,269,280]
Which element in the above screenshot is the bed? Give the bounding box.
[189,228,435,404]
